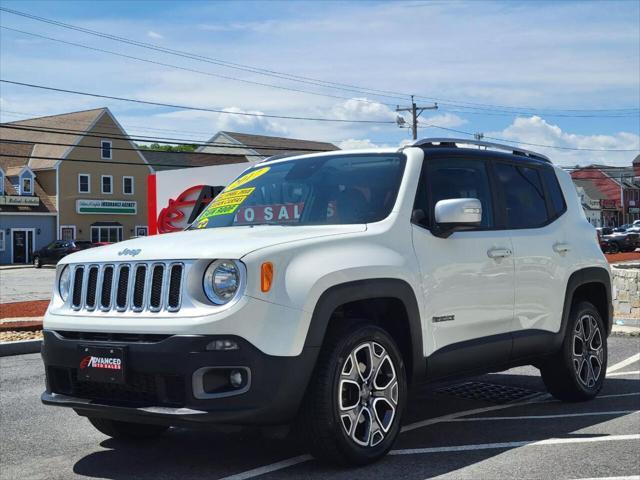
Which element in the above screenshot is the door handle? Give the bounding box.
[487,247,512,259]
[553,242,571,254]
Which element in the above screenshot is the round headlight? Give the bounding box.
[58,265,71,302]
[204,260,242,305]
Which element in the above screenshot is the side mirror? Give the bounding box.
[433,198,482,238]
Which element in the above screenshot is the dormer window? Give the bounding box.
[101,140,112,160]
[18,167,35,196]
[22,177,33,195]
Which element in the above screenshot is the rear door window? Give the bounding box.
[494,163,548,229]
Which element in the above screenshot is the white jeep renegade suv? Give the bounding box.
[41,138,612,465]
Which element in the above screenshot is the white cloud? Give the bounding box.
[329,98,397,122]
[338,139,382,150]
[488,116,640,167]
[421,113,467,129]
[147,31,164,39]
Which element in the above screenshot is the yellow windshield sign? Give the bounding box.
[198,187,255,221]
[225,167,270,192]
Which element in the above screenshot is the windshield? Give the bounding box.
[189,153,405,229]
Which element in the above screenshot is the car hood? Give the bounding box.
[61,224,367,263]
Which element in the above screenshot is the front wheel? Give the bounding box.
[540,301,607,402]
[87,417,169,440]
[298,323,407,465]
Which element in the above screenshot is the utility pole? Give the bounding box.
[396,95,438,140]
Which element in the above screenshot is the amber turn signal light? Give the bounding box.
[261,262,274,293]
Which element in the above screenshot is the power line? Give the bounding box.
[0,152,634,179]
[417,123,640,152]
[0,124,340,152]
[0,26,397,108]
[0,79,397,125]
[6,120,639,154]
[2,6,638,116]
[0,152,239,169]
[0,7,409,102]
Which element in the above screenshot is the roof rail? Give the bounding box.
[410,137,551,163]
[258,153,299,163]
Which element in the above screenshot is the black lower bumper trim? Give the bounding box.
[41,330,318,426]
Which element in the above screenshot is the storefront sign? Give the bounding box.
[0,195,40,206]
[601,199,617,210]
[629,207,640,214]
[77,199,137,215]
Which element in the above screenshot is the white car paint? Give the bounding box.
[45,144,609,358]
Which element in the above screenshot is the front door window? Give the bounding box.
[12,230,33,264]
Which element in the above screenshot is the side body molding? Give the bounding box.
[304,279,425,383]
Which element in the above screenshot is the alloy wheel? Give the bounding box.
[572,314,604,388]
[338,341,399,448]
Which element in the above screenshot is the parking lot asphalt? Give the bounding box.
[1,335,638,480]
[0,267,55,304]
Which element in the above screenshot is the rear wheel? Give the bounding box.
[540,301,607,402]
[298,323,407,465]
[87,417,169,440]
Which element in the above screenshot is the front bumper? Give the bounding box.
[41,330,318,427]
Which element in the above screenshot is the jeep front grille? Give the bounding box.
[70,262,184,313]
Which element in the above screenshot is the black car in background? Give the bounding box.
[32,240,96,268]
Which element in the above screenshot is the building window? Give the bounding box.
[0,231,5,251]
[123,176,134,195]
[0,169,4,195]
[135,226,148,236]
[21,176,33,195]
[101,140,112,159]
[78,174,90,194]
[101,175,113,194]
[91,226,122,243]
[60,226,76,241]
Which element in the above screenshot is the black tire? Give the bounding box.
[297,322,407,466]
[87,417,169,440]
[608,243,620,254]
[540,301,607,402]
[33,256,42,268]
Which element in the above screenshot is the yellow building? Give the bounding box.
[0,108,152,262]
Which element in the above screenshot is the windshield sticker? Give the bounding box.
[225,167,270,192]
[200,187,255,218]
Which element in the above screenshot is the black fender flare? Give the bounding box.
[558,267,613,346]
[304,278,425,383]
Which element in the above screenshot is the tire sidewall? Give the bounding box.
[326,325,407,464]
[562,302,607,397]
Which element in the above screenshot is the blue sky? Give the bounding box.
[0,0,638,166]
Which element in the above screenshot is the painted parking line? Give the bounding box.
[218,455,313,480]
[597,392,640,399]
[218,390,640,479]
[570,476,640,480]
[608,353,640,373]
[219,395,552,479]
[446,410,638,422]
[608,370,640,377]
[390,434,640,456]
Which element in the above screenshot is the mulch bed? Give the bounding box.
[605,252,640,264]
[0,300,49,320]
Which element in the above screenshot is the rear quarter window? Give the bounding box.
[540,167,567,218]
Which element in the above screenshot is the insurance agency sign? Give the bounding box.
[76,199,137,215]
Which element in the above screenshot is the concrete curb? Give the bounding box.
[0,339,42,357]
